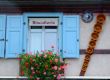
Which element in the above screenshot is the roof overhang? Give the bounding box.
[0,0,110,13]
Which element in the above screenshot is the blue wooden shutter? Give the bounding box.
[0,15,6,57]
[63,15,79,58]
[6,15,23,58]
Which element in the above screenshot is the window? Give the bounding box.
[28,18,58,53]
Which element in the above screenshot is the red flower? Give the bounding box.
[60,64,67,70]
[30,58,33,61]
[21,71,24,76]
[30,75,33,79]
[36,70,40,74]
[25,62,29,68]
[60,65,65,69]
[50,60,52,64]
[45,65,48,69]
[35,64,38,67]
[25,54,28,57]
[17,58,22,61]
[48,52,52,55]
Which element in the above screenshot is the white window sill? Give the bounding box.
[0,76,110,79]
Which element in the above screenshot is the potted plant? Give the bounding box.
[19,50,67,80]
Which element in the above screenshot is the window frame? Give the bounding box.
[23,13,63,56]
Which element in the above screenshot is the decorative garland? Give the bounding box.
[80,14,106,76]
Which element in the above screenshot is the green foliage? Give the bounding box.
[19,51,66,80]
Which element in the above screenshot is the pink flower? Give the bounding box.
[53,66,58,70]
[61,74,64,76]
[16,75,19,78]
[58,68,61,70]
[56,53,59,56]
[38,54,42,57]
[43,72,46,75]
[29,51,32,54]
[41,50,44,52]
[57,74,61,80]
[54,75,56,77]
[36,78,40,80]
[51,72,54,74]
[60,65,67,69]
[44,54,47,58]
[32,71,35,75]
[54,58,58,63]
[31,67,34,70]
[60,58,63,63]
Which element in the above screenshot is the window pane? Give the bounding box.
[45,26,57,29]
[45,32,57,52]
[30,32,42,53]
[31,26,42,29]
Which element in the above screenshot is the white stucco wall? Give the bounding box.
[0,14,110,77]
[65,54,110,76]
[0,59,19,76]
[80,14,110,49]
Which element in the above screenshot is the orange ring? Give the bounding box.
[85,54,91,61]
[91,32,99,40]
[94,24,102,32]
[89,40,96,48]
[97,14,106,24]
[83,60,89,67]
[86,47,94,55]
[82,66,87,72]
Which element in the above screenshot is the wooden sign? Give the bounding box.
[29,18,58,26]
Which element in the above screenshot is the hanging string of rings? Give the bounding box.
[80,14,106,76]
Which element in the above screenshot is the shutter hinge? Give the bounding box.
[22,49,25,52]
[77,39,79,42]
[60,49,62,53]
[23,22,26,25]
[60,22,63,25]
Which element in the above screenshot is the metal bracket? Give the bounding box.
[0,39,4,41]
